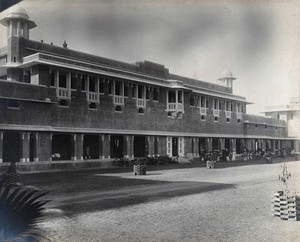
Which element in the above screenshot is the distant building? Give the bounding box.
[264,97,300,153]
[0,5,294,164]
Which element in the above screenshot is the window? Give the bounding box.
[81,75,87,91]
[12,22,17,36]
[23,69,30,83]
[190,94,195,106]
[178,91,183,103]
[20,22,24,36]
[99,81,105,94]
[58,99,69,107]
[213,99,219,110]
[146,88,150,100]
[124,84,128,97]
[115,105,122,112]
[138,108,144,114]
[108,81,113,95]
[59,73,67,88]
[71,74,76,90]
[138,85,144,99]
[50,72,55,87]
[89,103,97,109]
[200,96,206,108]
[89,77,96,92]
[153,87,159,101]
[132,84,136,98]
[115,81,122,95]
[7,100,19,109]
[168,90,176,102]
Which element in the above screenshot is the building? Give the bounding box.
[0,5,294,165]
[264,97,300,153]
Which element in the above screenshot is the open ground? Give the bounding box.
[20,158,300,242]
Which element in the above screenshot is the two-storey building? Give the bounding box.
[0,5,293,165]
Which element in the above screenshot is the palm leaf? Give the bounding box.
[0,181,50,241]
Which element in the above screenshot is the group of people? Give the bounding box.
[199,146,294,162]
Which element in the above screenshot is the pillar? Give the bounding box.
[124,135,131,158]
[32,133,39,162]
[99,135,105,159]
[20,132,30,162]
[206,138,212,152]
[220,138,225,150]
[193,138,199,156]
[71,134,77,161]
[148,136,154,157]
[158,136,167,156]
[75,134,83,161]
[271,140,276,151]
[0,132,3,163]
[229,139,236,151]
[261,140,266,151]
[105,135,111,159]
[129,135,134,158]
[154,136,159,156]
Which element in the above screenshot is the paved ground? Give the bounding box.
[20,158,300,242]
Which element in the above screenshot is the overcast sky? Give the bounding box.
[0,0,299,114]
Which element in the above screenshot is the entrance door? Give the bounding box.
[172,137,178,157]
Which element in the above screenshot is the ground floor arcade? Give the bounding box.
[0,131,295,163]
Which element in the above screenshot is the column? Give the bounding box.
[0,132,3,163]
[220,138,225,150]
[271,140,276,151]
[99,135,105,159]
[193,138,199,156]
[261,140,266,151]
[158,136,167,156]
[231,138,236,152]
[129,135,134,158]
[206,138,212,152]
[104,135,111,159]
[33,133,39,162]
[20,132,30,162]
[71,134,77,161]
[123,135,130,158]
[154,136,159,156]
[147,136,154,157]
[76,134,83,161]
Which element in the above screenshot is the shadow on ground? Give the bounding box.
[48,176,235,217]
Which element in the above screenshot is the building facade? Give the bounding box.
[0,6,293,164]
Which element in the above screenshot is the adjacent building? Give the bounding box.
[0,5,294,164]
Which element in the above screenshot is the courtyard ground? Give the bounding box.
[20,158,300,242]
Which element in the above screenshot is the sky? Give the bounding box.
[0,0,299,114]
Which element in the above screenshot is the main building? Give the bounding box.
[0,5,295,166]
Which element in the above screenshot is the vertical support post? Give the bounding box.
[206,138,212,152]
[76,134,83,161]
[105,135,111,159]
[147,136,154,157]
[130,135,134,158]
[99,135,105,159]
[20,132,30,162]
[231,138,236,152]
[124,135,130,158]
[71,134,77,161]
[33,133,39,162]
[0,132,3,163]
[220,138,225,150]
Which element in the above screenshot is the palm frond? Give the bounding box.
[0,179,50,241]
